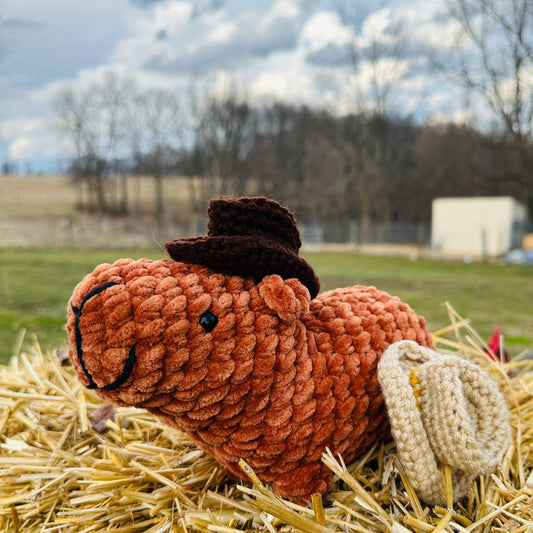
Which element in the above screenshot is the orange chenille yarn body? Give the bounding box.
[67,197,433,503]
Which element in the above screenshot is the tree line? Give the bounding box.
[54,77,533,228]
[53,0,533,233]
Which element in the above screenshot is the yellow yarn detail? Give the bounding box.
[409,368,421,409]
[409,368,420,387]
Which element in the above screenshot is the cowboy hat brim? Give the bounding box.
[165,234,320,299]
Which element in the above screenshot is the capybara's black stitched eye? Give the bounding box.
[199,310,218,333]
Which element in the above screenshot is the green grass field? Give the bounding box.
[0,248,532,364]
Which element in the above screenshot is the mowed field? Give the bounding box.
[0,174,532,364]
[0,174,209,248]
[0,174,205,218]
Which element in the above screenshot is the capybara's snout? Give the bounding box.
[68,277,136,392]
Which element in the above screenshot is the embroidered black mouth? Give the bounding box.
[71,282,136,390]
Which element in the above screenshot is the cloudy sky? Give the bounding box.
[0,0,465,173]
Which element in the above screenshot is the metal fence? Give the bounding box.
[300,220,431,245]
[190,217,431,246]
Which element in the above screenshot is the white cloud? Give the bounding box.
[358,57,409,87]
[249,60,316,105]
[426,107,473,127]
[111,0,302,75]
[391,0,462,51]
[415,19,462,50]
[266,0,301,23]
[157,1,195,26]
[357,7,397,48]
[270,0,301,19]
[301,11,353,53]
[0,115,69,159]
[110,2,194,70]
[206,20,236,44]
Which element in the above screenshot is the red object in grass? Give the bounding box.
[486,326,509,361]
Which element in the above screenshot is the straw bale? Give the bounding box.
[0,304,532,532]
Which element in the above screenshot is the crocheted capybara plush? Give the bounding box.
[67,196,433,503]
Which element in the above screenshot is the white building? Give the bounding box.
[431,196,529,258]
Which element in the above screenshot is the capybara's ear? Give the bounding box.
[257,274,310,324]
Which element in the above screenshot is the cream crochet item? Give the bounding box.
[377,340,510,506]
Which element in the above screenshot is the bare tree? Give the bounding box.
[54,72,136,215]
[193,88,257,199]
[440,0,533,215]
[336,0,410,115]
[97,72,137,214]
[1,160,16,175]
[252,103,309,209]
[334,0,418,240]
[54,86,92,209]
[132,87,181,219]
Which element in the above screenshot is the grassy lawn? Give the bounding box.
[0,248,532,364]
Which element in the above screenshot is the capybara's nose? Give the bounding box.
[69,282,136,390]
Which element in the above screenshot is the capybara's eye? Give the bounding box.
[199,310,218,333]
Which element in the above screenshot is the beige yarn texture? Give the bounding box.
[377,340,510,506]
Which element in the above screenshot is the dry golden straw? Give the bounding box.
[0,303,532,532]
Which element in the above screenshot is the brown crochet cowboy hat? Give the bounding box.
[165,196,321,299]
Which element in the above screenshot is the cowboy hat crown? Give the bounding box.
[165,196,320,298]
